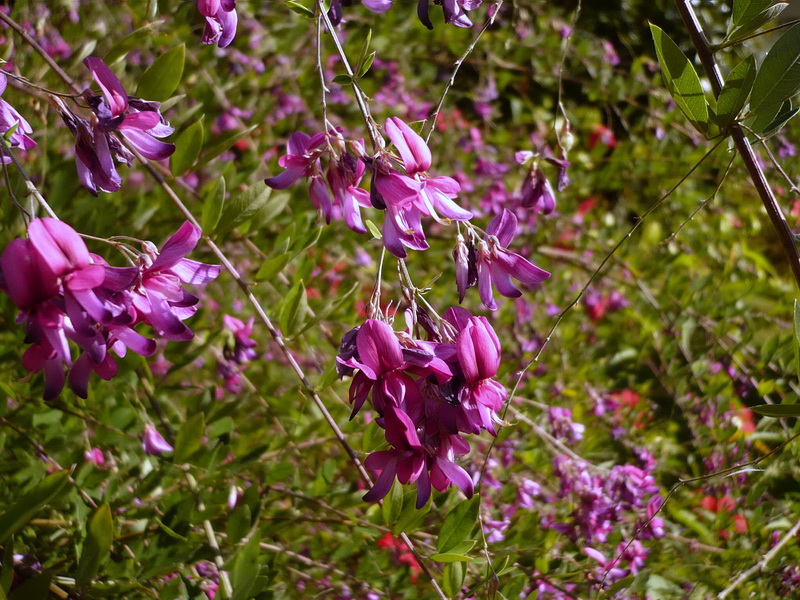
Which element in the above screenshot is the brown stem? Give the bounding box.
[674,0,800,292]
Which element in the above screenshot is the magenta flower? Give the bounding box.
[133,222,221,341]
[142,425,173,455]
[0,218,218,400]
[264,131,327,190]
[337,319,423,420]
[198,0,238,48]
[84,58,175,161]
[326,151,371,233]
[475,209,550,310]
[0,73,36,162]
[374,117,471,257]
[363,405,427,503]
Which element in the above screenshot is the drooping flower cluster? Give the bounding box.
[327,0,484,29]
[197,0,238,48]
[55,57,175,195]
[266,119,473,258]
[515,150,570,215]
[337,307,508,507]
[0,218,220,399]
[217,314,258,393]
[455,209,550,310]
[0,73,36,163]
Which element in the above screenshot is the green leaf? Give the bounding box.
[156,517,188,541]
[358,51,377,79]
[758,99,799,138]
[0,470,70,544]
[171,116,204,176]
[442,562,465,599]
[382,481,403,526]
[355,29,373,76]
[209,416,235,438]
[365,219,382,240]
[729,0,788,42]
[437,496,479,554]
[332,74,353,86]
[174,412,206,463]
[232,535,260,600]
[196,125,257,170]
[751,404,800,417]
[136,44,185,102]
[286,0,314,18]
[202,176,226,233]
[227,505,251,545]
[255,253,291,282]
[749,23,800,133]
[716,56,756,128]
[391,487,430,535]
[650,24,710,134]
[279,280,308,338]
[104,22,162,65]
[794,299,800,382]
[76,503,114,588]
[430,552,473,563]
[215,184,272,234]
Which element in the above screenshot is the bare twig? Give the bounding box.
[424,1,503,143]
[717,518,800,599]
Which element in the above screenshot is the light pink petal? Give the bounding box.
[385,117,431,174]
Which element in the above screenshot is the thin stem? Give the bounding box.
[715,17,800,50]
[424,1,503,144]
[717,518,800,598]
[316,0,383,151]
[675,0,800,292]
[185,472,234,599]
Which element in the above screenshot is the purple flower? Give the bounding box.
[142,424,173,455]
[198,0,238,48]
[0,73,36,162]
[84,58,175,161]
[473,209,550,310]
[548,406,584,444]
[0,218,218,400]
[374,117,471,257]
[520,167,556,214]
[133,222,221,341]
[264,130,328,190]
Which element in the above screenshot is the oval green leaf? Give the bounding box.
[136,44,185,102]
[650,24,710,135]
[171,117,204,176]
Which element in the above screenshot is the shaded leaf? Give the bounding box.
[0,470,70,544]
[174,413,206,463]
[650,24,710,134]
[171,116,204,176]
[202,176,226,233]
[729,0,788,41]
[215,184,272,234]
[437,496,479,554]
[136,44,185,102]
[76,503,114,588]
[196,125,257,170]
[232,535,260,600]
[279,280,308,338]
[751,404,800,417]
[716,56,756,128]
[749,23,800,132]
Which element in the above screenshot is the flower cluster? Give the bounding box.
[327,0,484,29]
[217,314,258,393]
[0,73,36,163]
[545,454,662,546]
[338,307,508,507]
[55,57,175,195]
[197,0,238,48]
[0,218,220,400]
[455,209,550,310]
[266,118,473,258]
